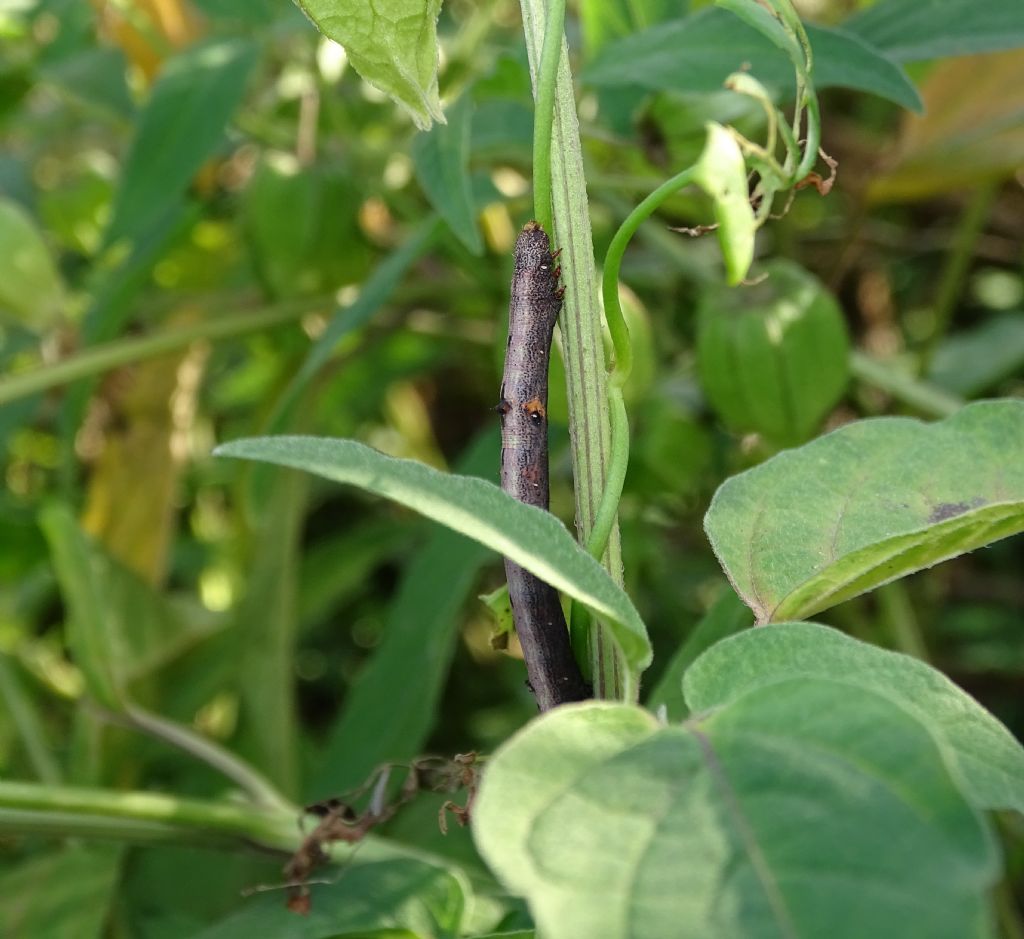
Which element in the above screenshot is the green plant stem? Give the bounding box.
[585,166,699,568]
[850,351,964,419]
[921,182,998,372]
[0,297,328,407]
[116,705,296,815]
[0,780,299,853]
[520,0,625,698]
[875,582,929,662]
[532,0,564,233]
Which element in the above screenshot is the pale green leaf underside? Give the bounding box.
[684,622,1024,814]
[474,688,996,939]
[215,437,652,691]
[294,0,444,129]
[705,400,1024,623]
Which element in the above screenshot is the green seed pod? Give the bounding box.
[696,259,850,446]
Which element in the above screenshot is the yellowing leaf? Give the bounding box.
[870,49,1024,202]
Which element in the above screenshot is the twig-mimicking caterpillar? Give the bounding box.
[498,221,589,710]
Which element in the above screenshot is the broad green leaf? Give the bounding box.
[0,196,64,329]
[704,400,1024,624]
[474,690,997,939]
[215,436,652,696]
[411,95,481,254]
[644,587,751,721]
[844,0,1024,62]
[583,8,922,113]
[716,0,804,74]
[310,429,497,796]
[293,0,444,130]
[693,122,754,285]
[1,845,121,939]
[194,858,468,939]
[105,39,256,245]
[684,622,1024,813]
[929,313,1024,397]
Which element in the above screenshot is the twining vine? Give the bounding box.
[526,0,831,693]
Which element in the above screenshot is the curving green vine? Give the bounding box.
[586,0,826,565]
[528,0,826,691]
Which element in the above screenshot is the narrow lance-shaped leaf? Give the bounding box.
[411,94,481,253]
[215,436,652,696]
[105,39,257,246]
[39,503,124,710]
[705,400,1024,624]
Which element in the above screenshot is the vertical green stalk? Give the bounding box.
[519,0,626,699]
[921,182,997,372]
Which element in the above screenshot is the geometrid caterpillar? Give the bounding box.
[497,222,589,710]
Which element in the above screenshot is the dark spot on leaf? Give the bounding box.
[928,498,985,523]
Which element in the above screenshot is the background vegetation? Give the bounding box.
[0,0,1022,935]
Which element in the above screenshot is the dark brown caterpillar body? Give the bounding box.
[498,221,589,710]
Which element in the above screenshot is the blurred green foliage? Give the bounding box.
[0,0,1022,935]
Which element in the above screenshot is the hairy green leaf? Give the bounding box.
[293,0,444,129]
[705,400,1024,623]
[685,622,1024,813]
[215,436,652,696]
[474,690,996,939]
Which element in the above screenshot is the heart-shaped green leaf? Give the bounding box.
[216,436,652,696]
[684,621,1024,813]
[474,687,997,939]
[705,400,1024,623]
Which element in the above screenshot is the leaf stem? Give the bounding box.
[850,351,963,418]
[532,0,565,234]
[0,297,328,407]
[921,182,997,372]
[0,779,299,853]
[519,0,626,697]
[117,704,297,815]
